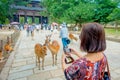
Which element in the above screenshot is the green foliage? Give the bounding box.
[0,0,14,24]
[0,0,30,24]
[20,17,24,24]
[41,0,73,23]
[40,0,120,25]
[27,17,32,24]
[14,0,29,6]
[93,0,117,24]
[64,2,95,24]
[5,18,10,24]
[35,17,39,24]
[107,8,120,21]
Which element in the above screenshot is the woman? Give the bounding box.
[62,22,108,80]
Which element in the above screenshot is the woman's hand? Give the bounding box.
[70,48,82,58]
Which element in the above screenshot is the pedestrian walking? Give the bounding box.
[30,24,35,40]
[59,22,70,49]
[26,24,30,37]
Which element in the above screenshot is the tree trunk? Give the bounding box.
[115,21,118,33]
[74,22,77,27]
[104,23,107,28]
[78,23,82,31]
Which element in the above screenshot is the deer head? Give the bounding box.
[44,34,52,45]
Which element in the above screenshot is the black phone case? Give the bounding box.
[65,56,74,64]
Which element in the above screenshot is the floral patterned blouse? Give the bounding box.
[64,55,107,80]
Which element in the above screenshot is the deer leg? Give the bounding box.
[55,54,57,65]
[36,56,37,66]
[42,58,44,70]
[38,57,40,70]
[52,54,54,66]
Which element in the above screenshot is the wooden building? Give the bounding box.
[11,0,48,24]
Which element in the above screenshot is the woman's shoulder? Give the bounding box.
[73,58,86,63]
[66,58,88,70]
[72,56,106,67]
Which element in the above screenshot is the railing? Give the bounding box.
[0,29,20,58]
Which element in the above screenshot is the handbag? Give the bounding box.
[102,54,111,80]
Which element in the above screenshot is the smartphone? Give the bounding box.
[64,47,71,54]
[65,56,74,64]
[63,47,74,64]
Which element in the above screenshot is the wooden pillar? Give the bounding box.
[14,13,19,22]
[39,16,42,24]
[18,13,20,23]
[24,11,27,23]
[32,16,34,23]
[32,12,35,23]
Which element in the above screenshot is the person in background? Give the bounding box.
[26,24,30,37]
[59,25,62,30]
[59,22,69,48]
[36,24,40,33]
[62,22,108,80]
[0,24,2,29]
[30,23,35,40]
[50,24,53,32]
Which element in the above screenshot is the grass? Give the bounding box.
[104,28,120,36]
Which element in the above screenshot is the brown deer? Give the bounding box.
[45,35,60,66]
[34,43,47,70]
[0,50,4,62]
[4,41,13,53]
[69,33,78,41]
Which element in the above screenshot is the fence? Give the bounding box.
[0,30,20,58]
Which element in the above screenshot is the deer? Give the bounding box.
[0,50,4,62]
[45,35,60,66]
[4,41,13,53]
[34,43,47,70]
[69,33,78,42]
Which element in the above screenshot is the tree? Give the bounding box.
[5,18,10,24]
[64,2,95,27]
[42,0,118,27]
[0,0,14,24]
[107,8,120,31]
[107,8,120,22]
[92,0,117,25]
[0,0,30,24]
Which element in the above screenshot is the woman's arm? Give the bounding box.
[61,53,67,71]
[62,53,82,80]
[62,48,82,71]
[70,48,82,58]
